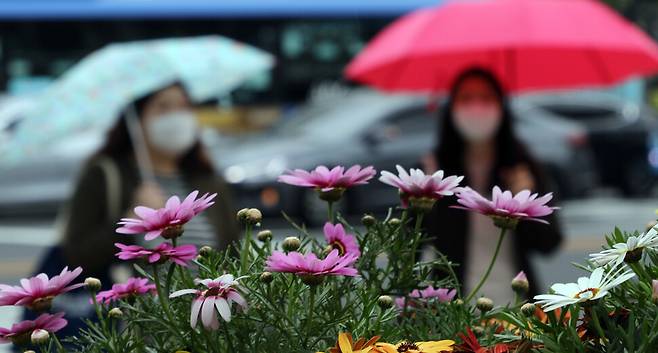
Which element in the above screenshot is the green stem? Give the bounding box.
[414,213,424,234]
[327,202,334,223]
[240,224,253,274]
[374,307,385,333]
[465,227,507,303]
[152,264,176,324]
[589,307,607,342]
[222,323,233,350]
[90,290,109,333]
[53,335,66,353]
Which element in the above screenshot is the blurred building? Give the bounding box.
[0,0,439,104]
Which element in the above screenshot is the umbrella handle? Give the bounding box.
[125,105,156,182]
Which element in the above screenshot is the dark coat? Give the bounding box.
[424,162,563,296]
[60,156,240,275]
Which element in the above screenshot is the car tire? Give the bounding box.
[621,158,656,198]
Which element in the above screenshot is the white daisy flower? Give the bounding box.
[534,266,635,312]
[589,227,658,267]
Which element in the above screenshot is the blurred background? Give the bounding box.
[1,0,658,338]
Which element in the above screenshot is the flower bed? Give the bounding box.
[1,165,657,352]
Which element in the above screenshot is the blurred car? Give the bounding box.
[212,89,596,224]
[520,91,658,196]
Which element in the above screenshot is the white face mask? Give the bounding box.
[145,110,199,156]
[453,104,502,142]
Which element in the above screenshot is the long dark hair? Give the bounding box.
[93,83,214,175]
[434,68,538,188]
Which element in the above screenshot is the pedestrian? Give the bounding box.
[422,68,563,303]
[22,83,240,339]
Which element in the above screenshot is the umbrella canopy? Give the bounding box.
[7,35,274,160]
[345,0,658,93]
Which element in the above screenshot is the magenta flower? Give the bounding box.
[117,191,216,241]
[115,243,197,266]
[278,165,375,202]
[0,312,67,345]
[266,249,358,285]
[170,274,247,331]
[395,286,457,308]
[323,222,360,260]
[454,186,556,227]
[379,165,463,210]
[95,277,156,304]
[0,267,84,311]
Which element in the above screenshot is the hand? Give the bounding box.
[132,182,166,210]
[502,164,535,194]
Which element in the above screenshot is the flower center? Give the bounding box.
[329,241,346,256]
[27,296,54,312]
[203,287,225,297]
[574,287,599,300]
[624,247,643,263]
[397,342,420,352]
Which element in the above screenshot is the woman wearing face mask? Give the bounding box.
[422,68,563,303]
[60,83,240,276]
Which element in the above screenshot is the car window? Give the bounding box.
[377,106,434,139]
[537,105,618,121]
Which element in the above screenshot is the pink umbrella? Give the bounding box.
[345,0,658,93]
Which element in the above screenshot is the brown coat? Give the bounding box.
[60,156,240,275]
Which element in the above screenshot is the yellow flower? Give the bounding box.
[374,340,455,353]
[320,332,381,353]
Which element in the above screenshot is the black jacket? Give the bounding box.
[423,165,563,296]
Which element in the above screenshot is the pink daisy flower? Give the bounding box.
[95,277,156,304]
[0,312,67,345]
[395,286,457,309]
[278,165,375,201]
[454,186,556,228]
[0,267,84,311]
[116,191,216,241]
[379,165,463,210]
[115,243,197,267]
[170,274,247,331]
[323,222,360,260]
[265,249,358,285]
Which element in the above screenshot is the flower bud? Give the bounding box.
[511,271,529,294]
[199,246,213,257]
[282,237,301,252]
[476,297,494,313]
[108,308,123,319]
[361,215,376,227]
[195,255,204,262]
[377,295,394,309]
[472,326,485,335]
[652,279,658,304]
[453,299,464,306]
[257,230,273,242]
[236,208,249,222]
[24,351,36,353]
[387,218,401,226]
[521,303,537,317]
[260,272,274,284]
[30,329,49,345]
[246,208,263,224]
[84,277,102,292]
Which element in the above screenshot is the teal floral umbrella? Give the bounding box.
[5,35,274,172]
